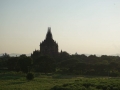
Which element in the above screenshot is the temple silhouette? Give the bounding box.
[40,27,58,56]
[31,27,58,57]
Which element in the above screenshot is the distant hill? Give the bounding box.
[73,53,120,57]
[0,53,120,57]
[0,53,31,57]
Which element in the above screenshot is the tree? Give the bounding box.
[34,56,55,73]
[0,53,10,69]
[7,57,18,71]
[18,55,33,73]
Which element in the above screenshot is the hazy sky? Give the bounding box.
[0,0,120,55]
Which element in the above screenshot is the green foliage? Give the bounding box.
[1,53,120,76]
[7,57,18,71]
[33,56,55,73]
[0,53,10,68]
[18,55,33,73]
[55,54,120,76]
[26,73,34,80]
[1,71,120,90]
[51,77,120,90]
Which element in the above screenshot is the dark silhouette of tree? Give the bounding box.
[18,55,33,73]
[0,53,10,69]
[34,56,55,73]
[1,51,120,77]
[7,57,18,71]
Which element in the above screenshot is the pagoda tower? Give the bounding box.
[40,27,58,56]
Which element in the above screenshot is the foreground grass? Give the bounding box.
[0,71,120,90]
[0,71,76,90]
[51,78,120,90]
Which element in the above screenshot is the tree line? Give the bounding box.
[0,52,120,77]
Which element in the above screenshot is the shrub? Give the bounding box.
[26,73,34,80]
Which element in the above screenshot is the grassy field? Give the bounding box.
[0,71,76,90]
[0,71,120,90]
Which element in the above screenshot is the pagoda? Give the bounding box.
[40,27,58,56]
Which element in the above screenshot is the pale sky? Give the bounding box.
[0,0,120,55]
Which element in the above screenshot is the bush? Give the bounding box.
[26,73,34,80]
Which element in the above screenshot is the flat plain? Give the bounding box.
[0,71,120,90]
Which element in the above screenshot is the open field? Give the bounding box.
[0,71,77,90]
[0,71,120,90]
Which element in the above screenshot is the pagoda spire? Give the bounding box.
[40,27,58,56]
[46,27,53,40]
